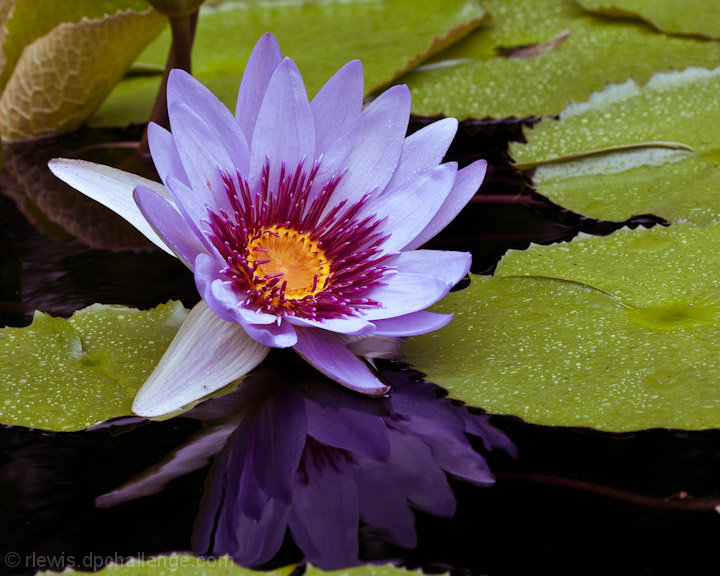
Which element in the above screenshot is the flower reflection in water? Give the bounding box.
[99,357,514,569]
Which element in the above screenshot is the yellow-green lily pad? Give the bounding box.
[509,66,720,224]
[0,301,187,431]
[401,0,720,120]
[403,272,720,431]
[577,0,720,40]
[37,557,421,576]
[495,223,720,310]
[93,0,487,127]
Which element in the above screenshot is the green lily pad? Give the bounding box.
[495,223,720,310]
[403,271,720,431]
[0,302,187,431]
[0,4,165,139]
[36,557,421,576]
[511,66,720,166]
[93,0,487,126]
[577,0,720,40]
[400,0,720,119]
[528,149,720,224]
[508,66,720,224]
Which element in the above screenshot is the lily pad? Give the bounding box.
[403,271,720,431]
[37,558,422,576]
[495,224,720,310]
[93,0,487,126]
[511,66,720,166]
[0,0,152,90]
[508,66,720,224]
[0,301,187,431]
[577,0,720,40]
[528,149,720,224]
[0,5,165,139]
[400,0,720,119]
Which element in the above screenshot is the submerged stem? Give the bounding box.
[138,10,199,157]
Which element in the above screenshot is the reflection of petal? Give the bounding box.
[289,451,360,569]
[132,301,270,418]
[95,421,237,508]
[47,159,173,254]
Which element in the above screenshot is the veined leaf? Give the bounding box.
[0,6,165,140]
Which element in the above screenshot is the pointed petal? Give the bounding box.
[168,68,249,176]
[96,422,236,508]
[362,271,450,321]
[286,314,374,335]
[405,158,487,250]
[314,84,410,214]
[168,101,241,214]
[243,318,298,348]
[235,32,283,141]
[383,117,458,195]
[249,58,315,188]
[371,310,452,336]
[293,328,389,395]
[132,301,270,418]
[372,162,457,253]
[134,185,205,268]
[390,249,471,286]
[48,159,173,255]
[311,59,364,154]
[147,121,190,188]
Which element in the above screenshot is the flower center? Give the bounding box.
[247,226,331,300]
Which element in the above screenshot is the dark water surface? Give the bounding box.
[1,121,718,576]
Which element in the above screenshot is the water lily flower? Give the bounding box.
[49,33,487,418]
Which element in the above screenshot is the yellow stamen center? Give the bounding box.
[247,226,332,300]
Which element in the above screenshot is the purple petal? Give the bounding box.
[293,328,390,395]
[132,301,270,418]
[286,314,374,335]
[305,401,390,461]
[133,185,205,268]
[371,310,452,336]
[235,32,283,141]
[243,319,298,348]
[371,162,457,254]
[288,457,360,569]
[383,117,458,195]
[252,391,307,502]
[389,249,471,286]
[405,158,487,250]
[311,59,364,154]
[314,84,410,215]
[168,68,249,176]
[194,257,280,325]
[147,121,190,188]
[168,101,240,215]
[47,159,174,255]
[249,58,315,189]
[165,176,214,245]
[361,271,450,321]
